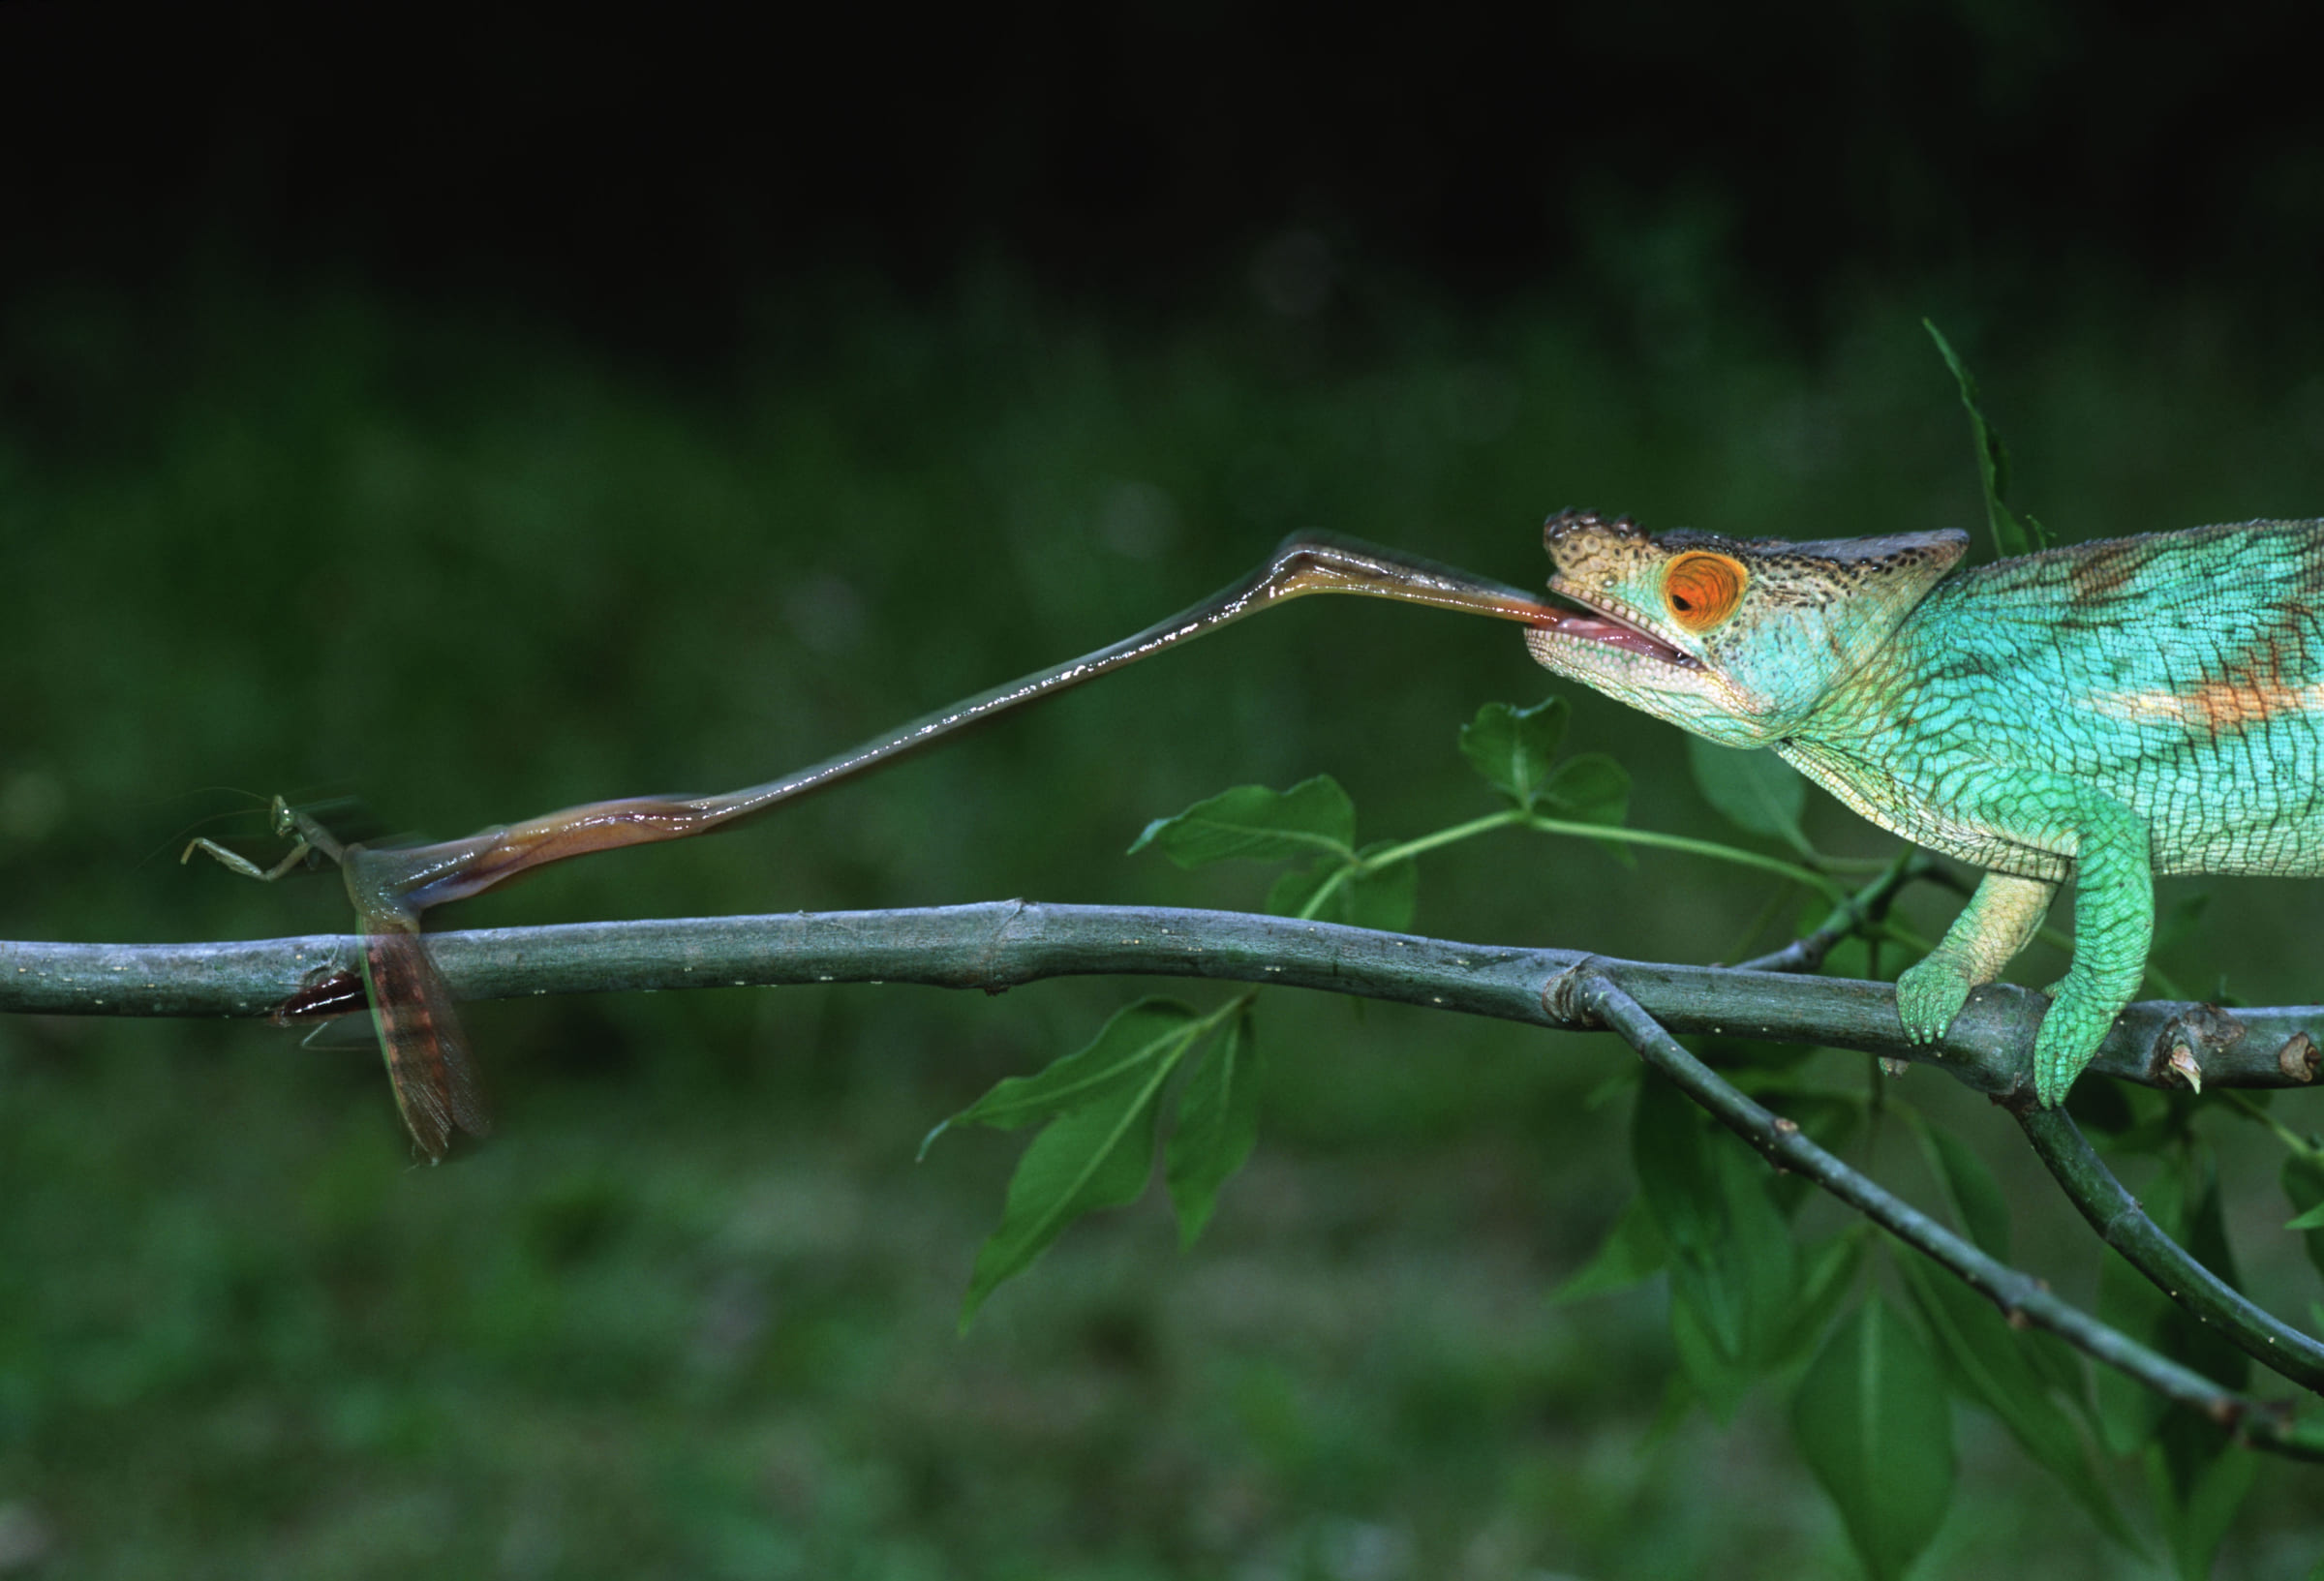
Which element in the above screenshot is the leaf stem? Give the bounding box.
[1299,806,1860,922]
[1353,807,1529,869]
[1522,814,1848,902]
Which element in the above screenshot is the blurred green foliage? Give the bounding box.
[5,274,2324,1576]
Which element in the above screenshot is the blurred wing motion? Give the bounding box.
[355,923,492,1162]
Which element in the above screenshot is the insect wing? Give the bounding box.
[356,927,493,1162]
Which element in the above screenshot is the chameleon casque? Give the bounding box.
[1521,507,2324,1105]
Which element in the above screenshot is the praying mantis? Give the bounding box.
[187,533,1569,1161]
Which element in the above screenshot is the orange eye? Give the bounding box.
[1662,553,1746,632]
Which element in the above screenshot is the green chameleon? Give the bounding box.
[1521,507,2324,1105]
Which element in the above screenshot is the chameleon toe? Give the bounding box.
[1894,958,1973,1049]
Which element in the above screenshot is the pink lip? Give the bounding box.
[1536,602,1695,667]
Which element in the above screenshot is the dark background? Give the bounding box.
[7,4,2321,353]
[4,7,2323,1577]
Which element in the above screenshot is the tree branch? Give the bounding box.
[2016,1105,2324,1394]
[1,904,2318,1096]
[1571,972,2324,1459]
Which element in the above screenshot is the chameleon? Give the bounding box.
[1519,506,2324,1105]
[192,502,2320,1153]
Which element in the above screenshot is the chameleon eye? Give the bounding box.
[1661,553,1747,632]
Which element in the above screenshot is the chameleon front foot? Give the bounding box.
[1894,869,2060,1062]
[1894,956,1974,1049]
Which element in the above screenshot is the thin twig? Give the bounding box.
[1733,849,1936,974]
[2016,1106,2324,1395]
[1572,972,2324,1458]
[2,904,2320,1093]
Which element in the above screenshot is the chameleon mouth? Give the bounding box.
[1535,588,1697,668]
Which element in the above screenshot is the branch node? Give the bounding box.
[2146,1006,2243,1088]
[1544,959,1608,1029]
[2279,1031,2320,1083]
[2165,1042,2204,1094]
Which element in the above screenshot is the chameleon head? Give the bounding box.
[1523,509,1970,746]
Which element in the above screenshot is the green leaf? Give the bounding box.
[1791,1299,1955,1581]
[961,1047,1181,1326]
[1687,737,1809,852]
[1820,933,1874,982]
[1458,696,1570,809]
[2021,1324,2103,1432]
[950,1002,1237,1326]
[2179,1154,2252,1390]
[1541,751,1632,826]
[1166,1004,1262,1247]
[1340,852,1418,931]
[1127,775,1356,867]
[2096,1149,2248,1459]
[1923,318,2052,557]
[1550,1194,1668,1304]
[1668,1294,1754,1421]
[1540,751,1635,866]
[1264,845,1418,932]
[934,998,1201,1139]
[1897,1252,2139,1553]
[1770,1228,1868,1369]
[2095,1154,2187,1456]
[2072,1080,2194,1155]
[1913,1116,2013,1262]
[1266,859,1336,920]
[2147,1412,2258,1581]
[1633,1076,1799,1418]
[2062,1073,2140,1141]
[2283,1153,2324,1274]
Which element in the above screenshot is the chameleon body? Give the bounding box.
[1520,510,2324,1104]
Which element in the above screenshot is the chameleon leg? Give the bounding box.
[1895,870,2057,1049]
[2033,796,2154,1107]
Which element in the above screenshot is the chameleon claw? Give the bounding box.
[1894,957,1973,1051]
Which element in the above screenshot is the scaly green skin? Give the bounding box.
[1522,511,2324,1105]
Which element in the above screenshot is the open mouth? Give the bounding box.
[1534,588,1697,668]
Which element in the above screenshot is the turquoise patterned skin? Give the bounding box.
[1520,510,2324,1104]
